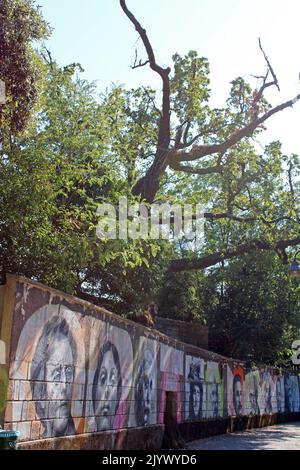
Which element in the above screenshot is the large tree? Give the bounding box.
[0,59,170,310]
[120,0,300,272]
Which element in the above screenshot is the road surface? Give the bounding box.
[187,422,300,450]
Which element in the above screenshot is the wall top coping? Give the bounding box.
[4,274,252,368]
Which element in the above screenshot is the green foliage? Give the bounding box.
[171,51,210,124]
[0,61,167,304]
[0,0,50,136]
[206,252,300,364]
[158,270,206,323]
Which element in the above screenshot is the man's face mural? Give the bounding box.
[233,375,243,416]
[45,333,74,425]
[93,341,122,431]
[31,317,76,437]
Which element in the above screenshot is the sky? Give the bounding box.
[37,0,300,156]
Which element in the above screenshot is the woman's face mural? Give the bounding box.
[93,341,122,431]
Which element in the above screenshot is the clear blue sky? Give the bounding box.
[38,0,300,155]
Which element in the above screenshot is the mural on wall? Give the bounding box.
[185,356,205,420]
[3,278,300,445]
[227,365,244,417]
[30,315,76,437]
[159,345,184,424]
[9,303,86,440]
[205,361,223,418]
[259,369,278,414]
[244,370,260,415]
[275,375,285,413]
[129,337,158,427]
[88,319,133,433]
[284,374,300,412]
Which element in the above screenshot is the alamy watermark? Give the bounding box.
[291,339,300,365]
[0,80,6,105]
[96,197,205,245]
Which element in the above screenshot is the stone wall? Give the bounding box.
[0,275,299,450]
[154,316,208,349]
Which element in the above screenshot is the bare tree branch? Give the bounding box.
[169,93,300,166]
[131,48,149,69]
[258,37,280,92]
[169,162,223,175]
[120,0,171,202]
[120,1,300,211]
[168,236,300,272]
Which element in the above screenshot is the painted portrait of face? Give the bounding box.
[248,373,259,415]
[276,376,284,413]
[284,375,299,413]
[285,376,293,412]
[263,377,272,413]
[135,349,155,426]
[30,316,76,438]
[208,381,219,418]
[93,341,122,431]
[190,381,203,419]
[233,375,243,416]
[187,362,203,420]
[206,362,223,419]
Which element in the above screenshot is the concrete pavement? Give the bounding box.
[187,422,300,450]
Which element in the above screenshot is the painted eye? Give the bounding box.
[110,371,116,385]
[65,366,74,381]
[100,369,107,385]
[53,368,61,381]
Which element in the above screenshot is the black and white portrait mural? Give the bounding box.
[30,316,76,437]
[185,356,205,420]
[233,374,243,416]
[244,370,260,415]
[130,337,158,427]
[285,375,300,412]
[275,375,285,413]
[92,340,122,431]
[10,304,86,439]
[88,320,133,433]
[227,365,244,417]
[206,361,223,418]
[258,370,275,414]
